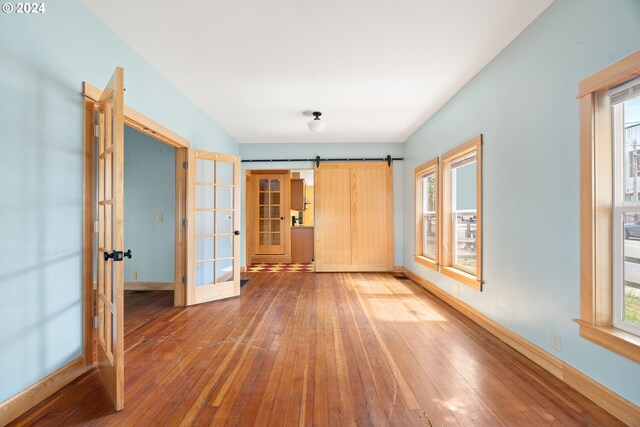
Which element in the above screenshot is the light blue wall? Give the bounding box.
[124,126,175,283]
[239,143,404,267]
[403,0,640,405]
[0,1,237,403]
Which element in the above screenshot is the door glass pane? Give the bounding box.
[270,192,280,204]
[259,220,269,232]
[270,220,280,232]
[623,213,640,328]
[196,211,214,234]
[196,185,214,209]
[260,233,271,245]
[270,206,280,219]
[259,179,269,191]
[216,235,233,259]
[196,262,214,286]
[196,236,214,260]
[270,179,280,191]
[259,206,269,219]
[259,192,269,205]
[216,211,233,235]
[216,161,234,185]
[196,159,214,183]
[271,233,281,245]
[216,186,233,210]
[216,259,234,283]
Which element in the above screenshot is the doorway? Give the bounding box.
[245,168,315,272]
[122,125,176,292]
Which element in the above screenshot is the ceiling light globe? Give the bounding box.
[308,119,326,133]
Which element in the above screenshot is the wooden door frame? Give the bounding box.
[82,82,189,365]
[245,169,292,264]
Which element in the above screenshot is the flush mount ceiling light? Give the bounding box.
[308,111,326,133]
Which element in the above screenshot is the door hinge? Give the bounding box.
[94,124,99,138]
[94,316,98,329]
[182,276,187,284]
[94,220,99,233]
[183,161,188,169]
[182,218,187,227]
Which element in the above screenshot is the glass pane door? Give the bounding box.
[188,150,240,305]
[256,175,285,255]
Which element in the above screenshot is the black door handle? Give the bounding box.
[104,250,123,262]
[104,250,131,262]
[234,230,240,236]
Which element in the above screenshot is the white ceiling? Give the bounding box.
[83,0,552,143]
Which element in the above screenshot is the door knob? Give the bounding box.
[103,250,131,262]
[104,250,123,261]
[234,230,240,236]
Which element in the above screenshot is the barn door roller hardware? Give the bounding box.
[241,155,403,167]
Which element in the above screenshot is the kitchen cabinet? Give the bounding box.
[291,178,307,211]
[291,226,314,264]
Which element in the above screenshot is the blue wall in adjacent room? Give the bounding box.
[402,0,640,405]
[0,0,237,403]
[239,143,404,267]
[124,126,176,284]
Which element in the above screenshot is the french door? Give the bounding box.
[95,67,125,410]
[185,150,241,305]
[254,174,285,255]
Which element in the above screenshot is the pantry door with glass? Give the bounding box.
[186,150,241,305]
[254,174,286,255]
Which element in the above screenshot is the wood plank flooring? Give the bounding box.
[10,273,623,426]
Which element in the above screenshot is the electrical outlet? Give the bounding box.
[131,271,137,280]
[551,333,561,351]
[453,284,460,296]
[156,213,164,222]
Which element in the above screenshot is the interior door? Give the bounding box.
[95,67,125,410]
[315,167,351,266]
[255,174,286,255]
[186,150,241,305]
[315,163,393,272]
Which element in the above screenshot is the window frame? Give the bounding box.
[414,158,439,270]
[612,87,640,337]
[440,135,483,290]
[577,50,640,363]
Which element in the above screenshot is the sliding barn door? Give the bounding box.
[95,67,125,410]
[315,163,393,272]
[185,150,241,305]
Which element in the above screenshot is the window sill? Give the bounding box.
[440,266,482,291]
[415,255,438,271]
[574,320,640,364]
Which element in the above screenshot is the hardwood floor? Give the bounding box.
[11,273,623,426]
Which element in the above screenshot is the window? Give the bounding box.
[612,77,640,337]
[415,159,439,270]
[578,50,640,364]
[440,135,482,290]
